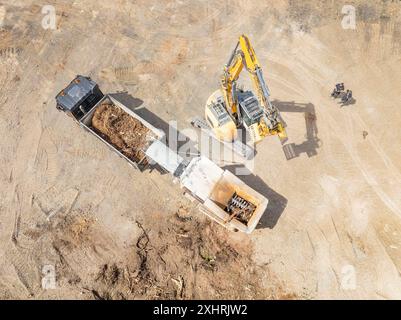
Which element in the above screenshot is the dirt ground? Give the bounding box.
[1,0,401,299]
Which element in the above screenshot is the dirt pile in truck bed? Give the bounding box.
[91,102,152,164]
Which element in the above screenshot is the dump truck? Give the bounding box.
[56,75,268,233]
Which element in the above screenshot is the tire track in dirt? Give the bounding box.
[347,113,401,213]
[37,127,61,186]
[274,31,401,297]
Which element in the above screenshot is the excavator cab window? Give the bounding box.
[238,92,264,127]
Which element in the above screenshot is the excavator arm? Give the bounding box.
[221,43,243,117]
[220,35,287,142]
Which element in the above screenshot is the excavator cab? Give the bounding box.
[237,91,271,143]
[237,91,264,127]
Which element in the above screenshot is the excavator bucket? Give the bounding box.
[276,123,288,144]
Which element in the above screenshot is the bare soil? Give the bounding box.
[92,102,151,165]
[1,0,401,300]
[9,205,293,300]
[80,208,293,300]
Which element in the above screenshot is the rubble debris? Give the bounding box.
[95,264,121,286]
[91,102,151,164]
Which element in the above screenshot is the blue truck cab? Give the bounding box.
[55,75,104,121]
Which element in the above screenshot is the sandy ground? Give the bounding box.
[1,0,401,299]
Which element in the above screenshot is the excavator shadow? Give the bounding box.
[223,165,288,229]
[273,100,321,160]
[110,92,200,162]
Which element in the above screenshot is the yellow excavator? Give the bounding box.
[192,34,287,158]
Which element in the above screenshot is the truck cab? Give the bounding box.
[237,91,265,128]
[55,75,104,121]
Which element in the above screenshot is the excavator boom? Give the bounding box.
[193,34,287,158]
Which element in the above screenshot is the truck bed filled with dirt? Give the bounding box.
[91,101,153,164]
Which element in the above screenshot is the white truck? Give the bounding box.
[56,75,268,233]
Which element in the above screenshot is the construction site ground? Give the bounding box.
[1,0,401,299]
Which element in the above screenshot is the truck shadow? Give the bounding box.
[223,164,287,229]
[110,92,199,161]
[273,100,321,160]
